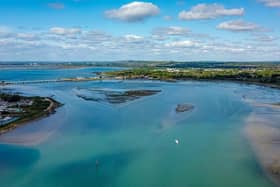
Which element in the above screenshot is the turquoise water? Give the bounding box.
[0,68,279,187]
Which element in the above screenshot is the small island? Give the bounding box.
[0,93,62,135]
[176,104,194,113]
[77,89,161,104]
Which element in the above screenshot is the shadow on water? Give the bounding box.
[0,144,40,176]
[0,144,40,169]
[47,150,139,187]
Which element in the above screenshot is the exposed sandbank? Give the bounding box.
[175,104,194,113]
[245,103,280,185]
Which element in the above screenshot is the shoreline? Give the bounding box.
[106,76,280,91]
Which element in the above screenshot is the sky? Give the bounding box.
[0,0,280,62]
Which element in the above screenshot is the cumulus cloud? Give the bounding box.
[105,1,160,22]
[49,27,81,35]
[217,20,260,32]
[179,3,244,20]
[48,3,65,9]
[258,0,280,7]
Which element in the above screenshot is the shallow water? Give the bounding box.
[0,68,280,187]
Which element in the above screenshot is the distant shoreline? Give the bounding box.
[104,67,280,90]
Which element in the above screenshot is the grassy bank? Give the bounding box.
[105,68,280,88]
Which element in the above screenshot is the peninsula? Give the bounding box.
[0,93,62,135]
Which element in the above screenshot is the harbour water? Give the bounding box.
[0,67,280,187]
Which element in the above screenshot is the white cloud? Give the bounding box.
[105,1,160,22]
[165,40,197,47]
[16,33,37,41]
[252,34,278,42]
[258,0,280,7]
[153,26,190,36]
[164,26,190,35]
[217,20,260,32]
[49,27,81,35]
[0,26,279,61]
[83,30,112,42]
[0,26,11,32]
[124,34,144,41]
[179,3,244,20]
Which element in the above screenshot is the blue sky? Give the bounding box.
[0,0,280,61]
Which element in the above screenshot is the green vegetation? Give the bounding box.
[105,67,280,87]
[0,93,21,102]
